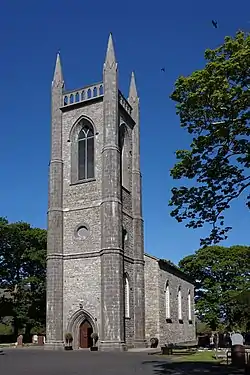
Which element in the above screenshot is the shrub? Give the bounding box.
[91,332,98,345]
[150,337,159,348]
[65,333,73,344]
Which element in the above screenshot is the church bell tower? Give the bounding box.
[46,34,146,351]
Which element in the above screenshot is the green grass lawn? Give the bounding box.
[162,349,222,363]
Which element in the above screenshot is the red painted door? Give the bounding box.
[79,321,93,348]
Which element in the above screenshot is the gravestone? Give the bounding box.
[17,335,23,346]
[32,334,38,344]
[38,335,44,346]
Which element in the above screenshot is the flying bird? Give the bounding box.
[212,20,218,28]
[161,68,165,72]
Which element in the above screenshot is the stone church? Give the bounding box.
[46,34,196,351]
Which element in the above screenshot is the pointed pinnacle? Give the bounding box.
[104,33,116,67]
[129,71,138,100]
[52,52,64,85]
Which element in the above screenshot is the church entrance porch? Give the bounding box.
[79,320,93,348]
[67,309,97,350]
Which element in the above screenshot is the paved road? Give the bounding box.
[0,348,243,374]
[0,348,168,375]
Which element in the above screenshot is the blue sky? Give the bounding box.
[0,0,249,264]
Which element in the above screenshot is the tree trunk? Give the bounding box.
[13,318,19,338]
[24,323,32,343]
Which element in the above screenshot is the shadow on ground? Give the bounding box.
[167,351,196,357]
[142,360,245,374]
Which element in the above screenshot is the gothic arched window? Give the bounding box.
[188,290,192,321]
[165,281,171,320]
[78,122,94,180]
[178,287,182,321]
[124,275,130,318]
[119,123,130,191]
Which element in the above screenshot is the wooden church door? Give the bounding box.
[79,321,93,348]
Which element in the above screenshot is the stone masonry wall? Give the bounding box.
[63,257,101,339]
[144,254,196,347]
[62,102,103,255]
[144,254,160,343]
[121,119,136,347]
[158,264,196,345]
[120,117,132,193]
[63,206,101,255]
[124,259,135,347]
[122,212,134,259]
[122,188,132,213]
[61,101,103,339]
[62,101,103,207]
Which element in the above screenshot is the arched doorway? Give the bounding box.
[79,320,93,348]
[67,308,97,350]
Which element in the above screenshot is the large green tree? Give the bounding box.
[0,217,46,336]
[179,245,250,331]
[169,31,250,246]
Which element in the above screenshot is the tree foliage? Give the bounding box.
[169,31,250,246]
[196,319,212,335]
[179,245,250,331]
[235,289,250,305]
[0,218,46,336]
